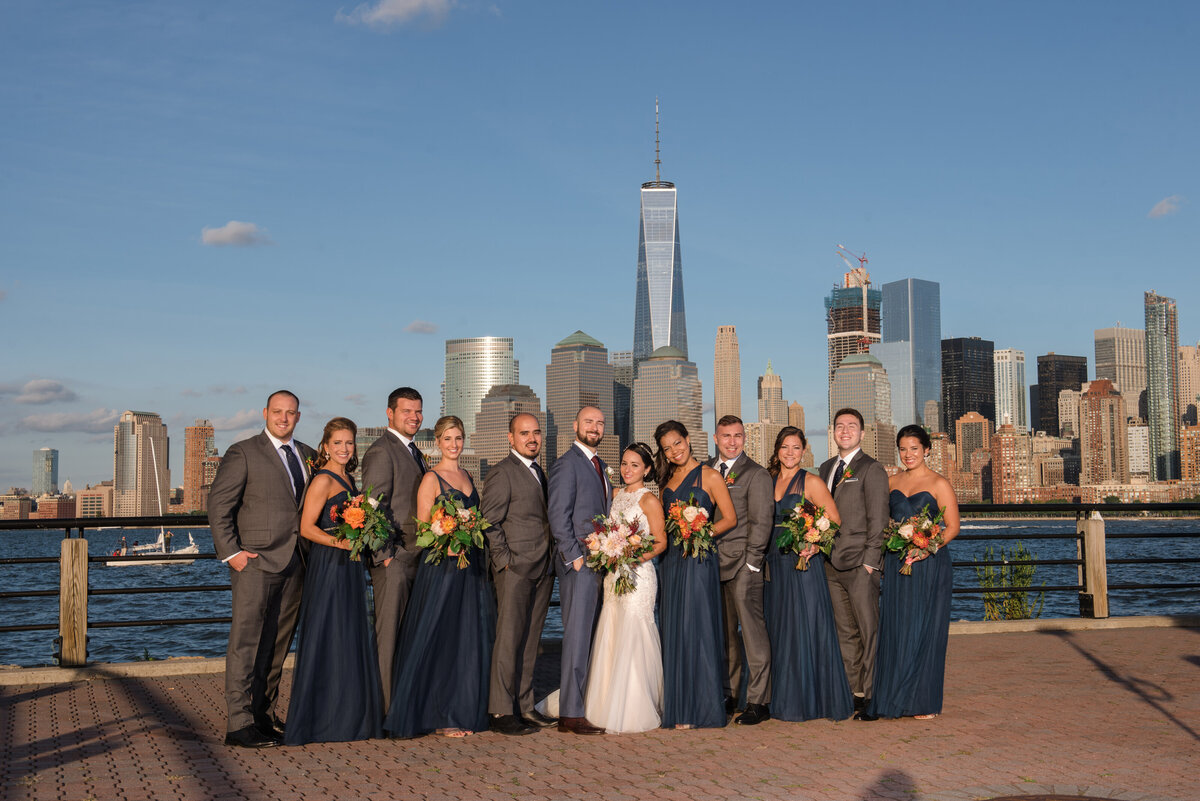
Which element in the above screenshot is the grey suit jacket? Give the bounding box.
[209,432,315,574]
[547,445,611,566]
[709,453,774,581]
[480,453,552,581]
[819,450,890,571]
[360,430,424,564]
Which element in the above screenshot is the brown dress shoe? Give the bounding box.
[557,716,604,735]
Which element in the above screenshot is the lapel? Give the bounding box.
[255,432,297,495]
[835,451,866,492]
[506,452,543,494]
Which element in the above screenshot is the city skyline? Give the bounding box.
[2,3,1198,488]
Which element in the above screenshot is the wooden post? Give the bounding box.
[59,538,88,666]
[1076,512,1108,619]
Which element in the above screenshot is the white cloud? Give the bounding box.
[21,408,120,434]
[337,0,454,29]
[14,379,78,404]
[405,319,438,334]
[211,410,264,431]
[201,220,273,247]
[1148,195,1184,218]
[345,394,367,406]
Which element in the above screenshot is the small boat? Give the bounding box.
[106,531,199,566]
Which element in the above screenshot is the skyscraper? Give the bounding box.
[1144,290,1180,480]
[955,411,993,473]
[1034,353,1088,438]
[611,350,634,450]
[1094,325,1146,409]
[941,337,995,438]
[632,346,707,461]
[713,325,741,428]
[993,349,1028,429]
[632,103,687,365]
[183,420,215,512]
[545,331,619,468]
[1078,379,1130,485]
[32,448,58,496]
[113,410,169,518]
[757,361,788,425]
[473,384,545,477]
[443,337,519,441]
[990,423,1033,503]
[1177,343,1200,426]
[826,267,881,424]
[828,353,894,464]
[874,278,941,431]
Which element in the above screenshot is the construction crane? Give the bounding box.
[836,244,868,272]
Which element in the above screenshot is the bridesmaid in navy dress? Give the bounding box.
[654,420,736,729]
[764,426,854,722]
[286,417,384,745]
[385,415,495,738]
[868,424,960,720]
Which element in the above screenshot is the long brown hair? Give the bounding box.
[767,425,807,478]
[653,420,690,486]
[313,417,359,474]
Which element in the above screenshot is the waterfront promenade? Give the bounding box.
[2,622,1197,801]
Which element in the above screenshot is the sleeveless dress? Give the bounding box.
[659,465,726,728]
[284,470,383,745]
[763,471,854,721]
[867,490,953,718]
[584,487,663,733]
[383,473,496,737]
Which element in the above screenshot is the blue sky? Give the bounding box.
[1,1,1197,489]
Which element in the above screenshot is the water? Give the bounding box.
[1,520,1197,668]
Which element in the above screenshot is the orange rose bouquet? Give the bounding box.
[666,493,715,559]
[882,505,946,575]
[415,494,490,569]
[327,486,392,562]
[775,495,839,571]
[584,513,653,594]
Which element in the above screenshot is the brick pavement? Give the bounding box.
[2,626,1197,801]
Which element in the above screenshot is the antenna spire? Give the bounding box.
[654,97,661,182]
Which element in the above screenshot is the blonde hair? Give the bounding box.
[433,415,465,441]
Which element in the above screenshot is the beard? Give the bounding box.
[577,430,602,448]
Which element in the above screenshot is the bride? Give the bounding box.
[583,442,668,733]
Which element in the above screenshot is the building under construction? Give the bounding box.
[826,265,882,421]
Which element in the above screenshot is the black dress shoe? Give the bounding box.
[489,714,538,736]
[255,717,285,739]
[853,695,867,713]
[724,696,738,715]
[225,725,281,748]
[521,708,558,728]
[735,703,770,726]
[854,704,879,722]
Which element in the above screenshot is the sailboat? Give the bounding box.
[105,434,200,566]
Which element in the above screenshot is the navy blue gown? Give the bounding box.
[384,473,495,737]
[868,490,952,718]
[285,470,383,745]
[659,465,726,728]
[763,471,853,722]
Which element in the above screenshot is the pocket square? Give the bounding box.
[842,478,860,483]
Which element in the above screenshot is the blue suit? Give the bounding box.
[547,443,611,718]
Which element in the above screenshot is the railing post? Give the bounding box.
[59,538,88,666]
[1076,511,1108,619]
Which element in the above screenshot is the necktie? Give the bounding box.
[591,455,607,497]
[832,458,845,490]
[532,462,549,504]
[408,441,427,475]
[280,444,305,505]
[719,462,728,478]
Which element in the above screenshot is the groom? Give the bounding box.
[547,405,610,735]
[820,407,890,720]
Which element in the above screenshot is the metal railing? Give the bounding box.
[2,504,1199,666]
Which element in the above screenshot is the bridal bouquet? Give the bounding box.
[327,486,393,562]
[666,493,715,559]
[583,514,653,594]
[882,505,946,575]
[775,495,839,571]
[415,495,490,569]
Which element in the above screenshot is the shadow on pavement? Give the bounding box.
[860,769,922,800]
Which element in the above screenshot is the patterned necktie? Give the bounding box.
[719,462,728,478]
[832,458,845,489]
[408,441,427,475]
[280,444,305,505]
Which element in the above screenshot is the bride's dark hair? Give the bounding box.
[622,442,656,485]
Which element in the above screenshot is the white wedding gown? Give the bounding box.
[583,487,663,733]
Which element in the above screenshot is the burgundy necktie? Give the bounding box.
[591,455,607,497]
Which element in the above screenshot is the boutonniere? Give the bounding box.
[606,466,621,486]
[305,456,316,470]
[837,466,855,486]
[725,471,739,486]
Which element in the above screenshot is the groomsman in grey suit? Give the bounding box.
[709,415,774,725]
[820,407,890,720]
[547,406,610,735]
[360,386,425,704]
[481,412,556,736]
[210,390,314,748]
